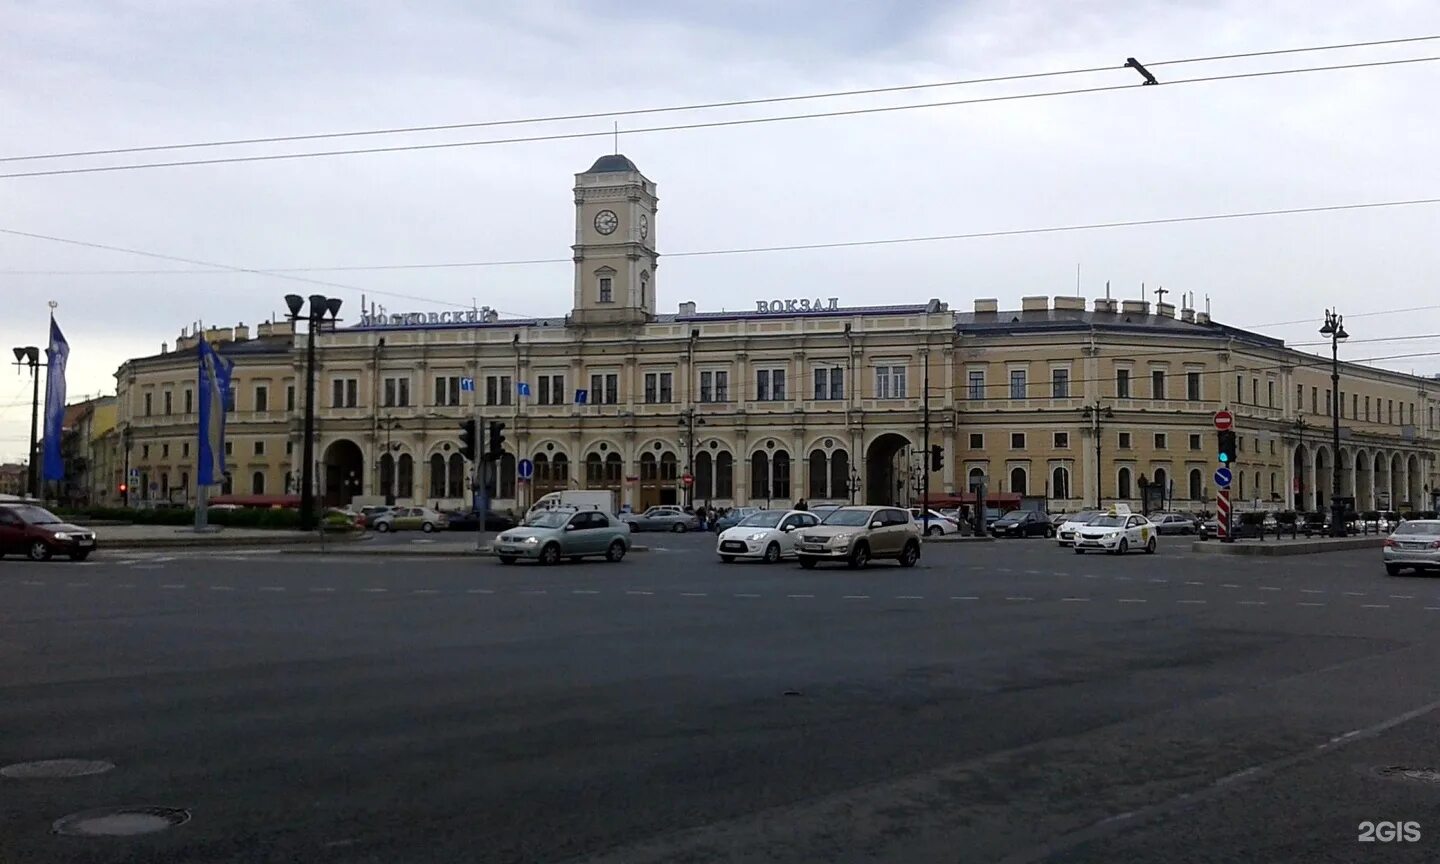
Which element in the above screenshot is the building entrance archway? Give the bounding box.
[323,439,364,507]
[865,433,911,505]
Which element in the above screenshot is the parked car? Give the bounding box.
[1072,511,1158,555]
[370,506,450,533]
[991,509,1054,538]
[1150,513,1199,535]
[493,508,631,565]
[794,505,922,569]
[717,509,820,563]
[323,507,365,529]
[714,507,761,532]
[808,504,841,520]
[1382,519,1440,576]
[1055,511,1103,547]
[0,503,98,561]
[622,505,699,533]
[443,510,518,532]
[908,507,960,537]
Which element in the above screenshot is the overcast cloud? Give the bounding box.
[2,0,1438,459]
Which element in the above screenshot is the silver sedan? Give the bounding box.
[1383,520,1440,576]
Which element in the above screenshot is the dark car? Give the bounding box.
[990,509,1054,538]
[0,504,98,561]
[443,510,518,532]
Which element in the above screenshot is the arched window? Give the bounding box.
[1189,468,1203,500]
[715,451,733,498]
[660,451,678,483]
[773,450,791,500]
[448,453,465,498]
[830,450,850,501]
[604,452,622,485]
[251,471,265,495]
[751,452,770,500]
[808,449,828,499]
[1117,467,1132,500]
[379,453,395,499]
[968,467,985,490]
[695,451,713,500]
[1153,468,1168,499]
[497,453,517,499]
[1052,465,1070,500]
[429,454,446,498]
[1269,471,1277,497]
[397,453,414,499]
[586,452,604,487]
[551,453,569,484]
[1009,466,1027,496]
[640,270,650,308]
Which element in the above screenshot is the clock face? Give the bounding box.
[639,213,649,240]
[594,209,619,235]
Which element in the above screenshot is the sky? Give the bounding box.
[2,0,1439,460]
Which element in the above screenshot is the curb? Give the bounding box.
[281,544,651,557]
[1190,537,1386,556]
[927,535,996,543]
[101,533,363,550]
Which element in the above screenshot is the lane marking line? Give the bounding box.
[210,586,235,591]
[1117,598,1146,603]
[1024,569,1043,575]
[733,593,761,598]
[1177,599,1207,605]
[680,592,708,597]
[160,584,187,589]
[361,588,389,593]
[519,589,547,595]
[896,595,925,600]
[1220,583,1240,588]
[1300,589,1326,594]
[1149,578,1168,583]
[1060,597,1091,602]
[1005,596,1034,602]
[309,587,336,593]
[1344,591,1367,597]
[1184,580,1205,586]
[1360,604,1390,609]
[625,590,654,596]
[1114,576,1133,581]
[1258,586,1281,591]
[1389,595,1416,600]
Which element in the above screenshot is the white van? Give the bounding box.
[526,490,617,523]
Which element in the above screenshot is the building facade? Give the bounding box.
[112,155,1440,516]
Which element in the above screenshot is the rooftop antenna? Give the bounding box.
[1076,263,1081,294]
[1141,282,1147,303]
[1205,294,1211,316]
[1105,280,1111,300]
[613,121,619,154]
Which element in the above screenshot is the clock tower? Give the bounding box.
[570,154,658,326]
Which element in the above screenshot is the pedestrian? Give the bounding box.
[795,498,808,511]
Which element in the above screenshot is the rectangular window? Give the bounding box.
[1189,433,1201,450]
[1409,403,1415,426]
[598,276,613,303]
[968,370,985,401]
[142,444,150,459]
[1187,372,1201,401]
[535,374,564,406]
[643,372,674,404]
[1051,369,1069,399]
[224,441,232,457]
[383,377,411,408]
[700,370,730,403]
[828,367,843,400]
[1296,384,1303,411]
[253,441,265,456]
[1269,380,1276,408]
[1010,432,1025,449]
[968,433,983,449]
[1118,431,1132,449]
[485,375,513,407]
[255,385,268,412]
[286,385,295,413]
[182,442,189,457]
[876,365,907,399]
[1152,370,1165,400]
[1251,378,1258,405]
[163,391,173,415]
[144,393,153,416]
[755,368,786,401]
[346,379,358,408]
[1310,386,1318,415]
[162,443,169,458]
[1236,375,1243,403]
[714,370,729,402]
[1270,439,1276,455]
[1053,431,1069,448]
[1154,432,1167,449]
[285,440,293,456]
[1431,406,1436,429]
[1388,399,1394,424]
[1115,369,1130,399]
[589,373,619,405]
[812,367,844,400]
[434,376,462,407]
[1326,389,1332,416]
[1009,369,1027,400]
[332,379,343,408]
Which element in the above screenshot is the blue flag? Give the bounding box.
[197,337,234,486]
[41,319,69,482]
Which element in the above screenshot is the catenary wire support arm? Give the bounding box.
[1125,57,1160,85]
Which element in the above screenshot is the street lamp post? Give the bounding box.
[1082,402,1114,509]
[379,417,402,505]
[677,408,704,509]
[1320,309,1349,537]
[847,467,862,504]
[11,346,41,498]
[121,426,133,506]
[284,294,342,531]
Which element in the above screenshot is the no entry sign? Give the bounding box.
[1213,410,1234,431]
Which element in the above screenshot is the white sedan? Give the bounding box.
[909,508,961,537]
[1072,513,1158,555]
[1055,511,1103,547]
[717,509,820,563]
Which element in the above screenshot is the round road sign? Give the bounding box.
[517,458,534,480]
[1213,410,1234,431]
[1214,466,1232,488]
[681,473,694,487]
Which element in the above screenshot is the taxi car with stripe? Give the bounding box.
[1072,507,1158,555]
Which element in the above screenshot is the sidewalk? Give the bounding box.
[88,524,362,550]
[282,538,651,557]
[1190,536,1386,556]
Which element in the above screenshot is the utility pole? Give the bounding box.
[1320,309,1349,536]
[11,346,41,498]
[1084,402,1113,509]
[921,352,930,533]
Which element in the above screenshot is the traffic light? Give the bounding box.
[459,419,477,461]
[1217,429,1237,464]
[487,421,506,461]
[118,482,128,504]
[930,444,944,472]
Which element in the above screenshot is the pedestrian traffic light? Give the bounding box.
[1217,429,1237,464]
[487,421,506,460]
[930,444,944,472]
[459,419,477,461]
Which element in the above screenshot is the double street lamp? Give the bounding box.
[284,293,342,531]
[1320,308,1349,537]
[11,346,40,498]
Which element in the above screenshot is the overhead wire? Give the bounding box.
[3,55,1438,180]
[3,34,1436,165]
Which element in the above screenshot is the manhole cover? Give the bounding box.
[1375,766,1440,784]
[53,806,190,837]
[1,759,115,779]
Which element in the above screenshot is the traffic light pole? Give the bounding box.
[474,404,485,553]
[921,358,930,534]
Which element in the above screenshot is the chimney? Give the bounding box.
[1021,296,1048,312]
[1094,298,1118,314]
[1155,302,1176,318]
[233,321,250,341]
[484,310,499,324]
[1195,311,1212,325]
[1120,300,1150,316]
[974,298,998,313]
[1052,296,1085,311]
[160,342,168,354]
[1180,308,1195,323]
[678,301,697,316]
[257,321,273,337]
[204,327,229,345]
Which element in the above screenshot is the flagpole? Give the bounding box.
[195,340,210,531]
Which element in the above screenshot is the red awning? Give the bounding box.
[209,494,301,509]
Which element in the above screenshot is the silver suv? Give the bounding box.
[794,505,922,569]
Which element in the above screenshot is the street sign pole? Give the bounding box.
[1217,487,1231,542]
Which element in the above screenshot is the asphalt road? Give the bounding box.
[3,535,1440,862]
